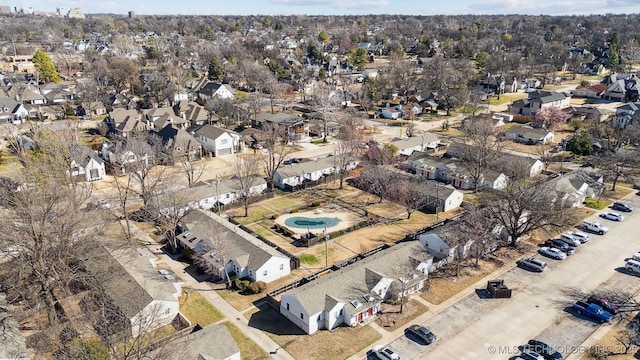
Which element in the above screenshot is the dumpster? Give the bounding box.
[487,279,512,298]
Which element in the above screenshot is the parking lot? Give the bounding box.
[371,194,640,360]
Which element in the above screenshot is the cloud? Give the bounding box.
[467,0,637,14]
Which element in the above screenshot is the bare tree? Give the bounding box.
[125,136,165,206]
[390,176,430,220]
[146,184,191,252]
[311,82,340,143]
[259,122,293,191]
[440,206,498,266]
[230,155,261,217]
[594,149,639,192]
[192,232,232,288]
[178,142,206,188]
[479,178,577,247]
[455,115,506,192]
[333,124,363,189]
[357,166,397,203]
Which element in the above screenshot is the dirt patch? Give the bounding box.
[374,299,429,332]
[583,314,639,359]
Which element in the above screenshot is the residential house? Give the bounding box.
[573,83,608,98]
[279,241,432,334]
[409,153,455,180]
[495,152,545,178]
[176,176,267,211]
[166,84,189,105]
[104,109,147,138]
[547,170,604,207]
[151,123,202,163]
[509,90,571,116]
[567,105,613,123]
[86,246,183,338]
[306,112,341,138]
[160,324,241,360]
[252,112,309,142]
[505,125,555,145]
[612,102,640,129]
[0,97,28,124]
[69,145,106,182]
[149,112,189,131]
[273,156,359,191]
[77,101,107,118]
[99,140,154,175]
[197,81,234,101]
[418,233,457,268]
[15,85,46,105]
[388,133,441,156]
[193,125,242,157]
[177,210,291,283]
[603,73,640,102]
[174,102,209,126]
[27,104,64,121]
[379,107,402,119]
[415,180,464,213]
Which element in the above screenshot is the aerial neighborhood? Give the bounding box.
[1,6,640,360]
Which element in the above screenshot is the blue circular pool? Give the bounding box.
[284,216,341,229]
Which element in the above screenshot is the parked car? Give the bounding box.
[371,346,400,360]
[404,325,436,344]
[612,202,633,212]
[566,231,590,243]
[527,339,564,360]
[559,233,581,247]
[539,246,567,260]
[582,221,609,235]
[517,257,548,272]
[626,260,640,274]
[633,251,640,261]
[97,199,111,209]
[572,300,612,322]
[587,295,620,315]
[517,349,545,360]
[544,239,575,255]
[600,212,624,221]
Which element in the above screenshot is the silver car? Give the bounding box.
[518,257,548,272]
[539,246,567,260]
[600,211,623,221]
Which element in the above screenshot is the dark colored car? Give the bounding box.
[587,295,620,314]
[404,325,436,344]
[527,339,564,360]
[544,239,575,255]
[612,202,633,212]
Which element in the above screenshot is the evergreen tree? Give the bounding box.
[207,58,226,82]
[32,50,61,83]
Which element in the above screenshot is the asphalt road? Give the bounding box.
[376,194,640,360]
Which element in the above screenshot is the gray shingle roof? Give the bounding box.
[505,125,552,140]
[275,156,336,180]
[283,241,431,315]
[180,210,287,270]
[163,324,240,360]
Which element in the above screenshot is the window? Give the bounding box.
[263,270,267,276]
[286,303,290,310]
[280,264,284,270]
[221,139,229,145]
[164,308,170,315]
[90,169,99,179]
[300,313,304,320]
[339,309,343,316]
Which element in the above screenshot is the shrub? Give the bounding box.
[584,198,608,210]
[272,214,279,219]
[290,208,299,213]
[234,279,250,291]
[311,200,321,207]
[246,281,267,294]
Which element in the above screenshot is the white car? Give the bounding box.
[97,199,111,209]
[371,346,400,360]
[600,211,623,221]
[517,257,548,272]
[539,246,567,260]
[568,231,590,243]
[582,220,609,235]
[560,233,581,247]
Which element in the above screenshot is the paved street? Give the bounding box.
[355,192,640,360]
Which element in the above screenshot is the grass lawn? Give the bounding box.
[217,288,264,312]
[261,195,307,213]
[374,299,429,332]
[300,253,319,265]
[231,205,275,225]
[584,198,609,210]
[221,321,269,360]
[488,92,528,106]
[421,271,490,305]
[179,291,224,327]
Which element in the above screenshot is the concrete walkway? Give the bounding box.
[125,221,295,360]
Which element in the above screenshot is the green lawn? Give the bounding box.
[180,291,224,327]
[262,195,306,212]
[234,205,275,225]
[300,254,319,265]
[221,321,268,360]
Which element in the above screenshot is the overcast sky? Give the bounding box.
[14,0,640,16]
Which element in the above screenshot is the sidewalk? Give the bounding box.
[125,221,295,360]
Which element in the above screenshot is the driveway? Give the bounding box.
[366,195,640,360]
